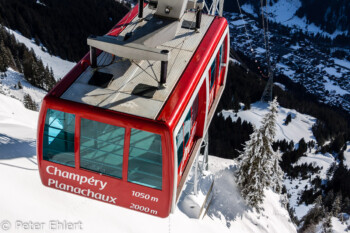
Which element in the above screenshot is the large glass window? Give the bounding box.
[43,109,75,167]
[80,119,124,178]
[128,129,162,190]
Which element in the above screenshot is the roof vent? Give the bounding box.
[88,71,114,88]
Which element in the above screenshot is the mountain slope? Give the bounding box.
[0,93,296,233]
[5,27,75,80]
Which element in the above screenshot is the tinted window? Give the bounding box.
[80,118,124,178]
[176,125,184,167]
[183,110,192,146]
[43,109,75,167]
[128,129,162,190]
[220,43,224,64]
[210,58,216,89]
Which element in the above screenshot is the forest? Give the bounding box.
[0,0,129,61]
[0,25,56,91]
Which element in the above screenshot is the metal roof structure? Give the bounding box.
[61,6,215,119]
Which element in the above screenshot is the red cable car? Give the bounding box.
[37,0,229,218]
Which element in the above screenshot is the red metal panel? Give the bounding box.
[157,17,228,130]
[37,96,173,217]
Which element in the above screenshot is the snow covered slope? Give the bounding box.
[222,101,316,143]
[0,94,296,233]
[0,68,46,104]
[5,27,75,80]
[241,0,348,39]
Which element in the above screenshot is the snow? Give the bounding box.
[323,76,349,96]
[332,217,349,233]
[274,82,286,91]
[333,58,350,69]
[296,153,335,179]
[242,0,348,39]
[230,19,247,26]
[0,68,46,105]
[222,101,316,143]
[241,4,258,18]
[290,44,301,50]
[344,142,350,168]
[0,95,297,233]
[36,0,46,6]
[324,67,342,78]
[255,47,266,54]
[5,27,75,80]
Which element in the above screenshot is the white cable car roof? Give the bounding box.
[61,7,215,119]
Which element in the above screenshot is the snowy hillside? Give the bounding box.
[220,101,350,232]
[0,68,46,105]
[0,93,296,233]
[5,27,75,80]
[222,102,316,143]
[241,0,348,38]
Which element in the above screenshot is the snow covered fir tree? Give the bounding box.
[236,97,284,212]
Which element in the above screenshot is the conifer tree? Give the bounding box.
[236,127,267,212]
[332,192,342,217]
[322,212,333,233]
[236,97,283,211]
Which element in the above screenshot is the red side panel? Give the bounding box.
[157,17,228,129]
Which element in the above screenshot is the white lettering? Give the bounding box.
[46,166,108,191]
[46,166,55,175]
[48,179,116,204]
[48,178,55,186]
[79,176,88,185]
[109,197,117,204]
[99,181,107,190]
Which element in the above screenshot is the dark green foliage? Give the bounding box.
[209,114,253,159]
[23,94,37,111]
[0,26,56,91]
[0,0,129,61]
[322,212,333,233]
[296,0,350,35]
[326,162,350,207]
[284,113,292,125]
[299,176,322,205]
[272,139,294,153]
[332,50,347,59]
[299,195,325,233]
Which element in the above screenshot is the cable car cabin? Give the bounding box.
[37,0,229,218]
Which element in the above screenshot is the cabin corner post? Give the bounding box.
[160,50,169,85]
[90,46,97,68]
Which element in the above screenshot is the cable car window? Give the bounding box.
[220,43,224,65]
[176,125,184,167]
[210,58,216,89]
[43,109,75,167]
[128,129,162,190]
[176,94,199,168]
[80,118,124,178]
[183,110,192,146]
